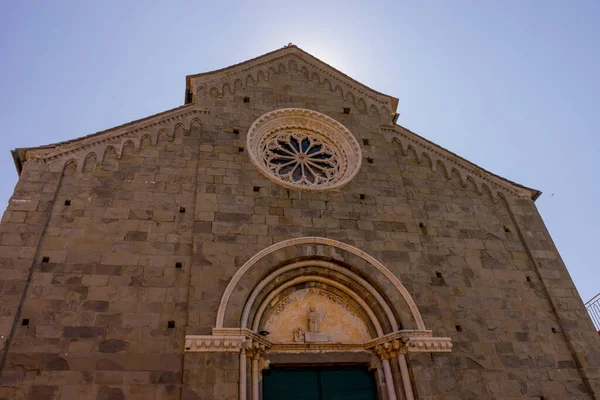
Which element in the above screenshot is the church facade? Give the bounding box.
[1,45,599,399]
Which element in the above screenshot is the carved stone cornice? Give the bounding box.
[187,45,398,118]
[366,330,452,359]
[212,328,272,348]
[382,125,540,200]
[185,328,272,354]
[270,343,366,353]
[405,336,453,353]
[12,105,210,174]
[185,329,451,357]
[184,335,246,352]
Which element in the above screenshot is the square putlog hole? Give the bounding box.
[175,262,182,269]
[243,96,250,103]
[64,199,71,206]
[253,186,260,193]
[21,319,29,326]
[179,207,186,213]
[233,128,240,135]
[41,257,50,263]
[455,325,462,332]
[168,321,176,329]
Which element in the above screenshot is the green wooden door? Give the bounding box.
[263,366,376,400]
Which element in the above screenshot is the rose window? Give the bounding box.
[263,132,340,187]
[247,108,362,191]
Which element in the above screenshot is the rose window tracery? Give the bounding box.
[262,131,341,187]
[247,109,362,191]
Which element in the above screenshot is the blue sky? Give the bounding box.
[1,1,598,302]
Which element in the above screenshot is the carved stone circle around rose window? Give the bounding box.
[247,108,362,191]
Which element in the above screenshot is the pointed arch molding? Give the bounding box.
[382,125,540,200]
[13,105,207,172]
[215,236,426,331]
[188,46,397,118]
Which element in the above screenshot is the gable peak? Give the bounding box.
[186,44,399,118]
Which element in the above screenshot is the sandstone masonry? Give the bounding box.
[0,45,598,400]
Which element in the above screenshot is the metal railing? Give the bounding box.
[585,293,600,331]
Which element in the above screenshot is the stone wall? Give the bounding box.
[0,60,598,400]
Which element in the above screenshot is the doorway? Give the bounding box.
[263,365,377,400]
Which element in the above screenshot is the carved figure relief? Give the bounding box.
[305,307,328,342]
[262,288,370,344]
[293,327,305,343]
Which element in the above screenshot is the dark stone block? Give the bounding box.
[82,300,109,312]
[182,389,202,400]
[494,342,514,354]
[95,314,122,327]
[193,222,212,233]
[63,326,105,338]
[535,355,555,368]
[150,371,181,384]
[587,351,600,367]
[95,265,123,275]
[124,231,148,241]
[514,332,529,342]
[566,381,590,395]
[41,354,69,371]
[215,235,236,243]
[558,360,576,369]
[500,354,531,368]
[96,359,124,371]
[28,386,58,400]
[214,212,252,223]
[98,339,129,353]
[380,251,409,263]
[129,209,153,220]
[391,222,408,232]
[96,386,125,400]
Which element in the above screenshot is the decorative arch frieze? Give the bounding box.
[383,125,539,200]
[17,106,207,174]
[189,46,396,119]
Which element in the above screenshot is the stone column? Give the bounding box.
[251,357,259,400]
[373,341,403,400]
[381,359,398,400]
[239,346,247,400]
[246,341,266,400]
[397,354,414,400]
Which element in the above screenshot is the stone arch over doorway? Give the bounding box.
[215,237,425,331]
[185,237,452,400]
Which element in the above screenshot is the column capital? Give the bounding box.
[373,339,407,360]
